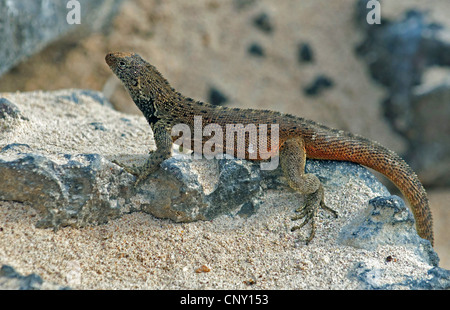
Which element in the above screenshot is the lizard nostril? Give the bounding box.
[105,53,115,66]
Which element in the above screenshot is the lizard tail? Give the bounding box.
[305,131,434,245]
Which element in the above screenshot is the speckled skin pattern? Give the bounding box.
[106,52,433,245]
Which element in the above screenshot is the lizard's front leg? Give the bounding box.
[114,120,173,186]
[280,137,338,244]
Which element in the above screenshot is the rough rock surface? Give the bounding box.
[0,265,66,290]
[0,89,448,289]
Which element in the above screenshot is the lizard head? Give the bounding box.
[105,52,175,117]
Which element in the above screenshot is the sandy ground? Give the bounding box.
[0,191,435,289]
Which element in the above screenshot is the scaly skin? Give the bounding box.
[105,52,433,245]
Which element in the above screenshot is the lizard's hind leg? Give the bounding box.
[280,137,338,244]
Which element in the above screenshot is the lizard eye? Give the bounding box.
[118,61,126,68]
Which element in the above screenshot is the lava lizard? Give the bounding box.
[105,52,433,245]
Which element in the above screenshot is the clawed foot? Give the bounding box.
[291,186,338,244]
[112,160,140,175]
[112,160,147,187]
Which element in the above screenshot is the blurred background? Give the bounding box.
[0,0,448,267]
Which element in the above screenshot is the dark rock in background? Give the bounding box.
[247,42,265,57]
[303,75,334,96]
[409,82,450,186]
[0,0,124,76]
[252,12,274,34]
[355,0,450,187]
[298,42,314,63]
[208,86,229,106]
